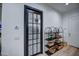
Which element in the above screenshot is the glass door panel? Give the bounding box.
[28,10,42,55]
[24,5,43,56]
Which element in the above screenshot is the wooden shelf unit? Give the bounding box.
[45,33,65,56]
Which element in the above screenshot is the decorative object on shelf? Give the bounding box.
[44,27,52,35]
[44,27,55,41]
[44,26,66,56]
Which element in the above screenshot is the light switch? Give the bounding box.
[14,37,19,40]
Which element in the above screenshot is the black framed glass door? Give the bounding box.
[24,5,43,56]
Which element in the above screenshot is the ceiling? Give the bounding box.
[45,3,79,13]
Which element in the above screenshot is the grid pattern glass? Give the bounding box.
[28,10,41,56]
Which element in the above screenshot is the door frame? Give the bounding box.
[24,5,43,56]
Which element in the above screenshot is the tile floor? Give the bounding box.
[38,45,79,56]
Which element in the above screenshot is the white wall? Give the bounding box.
[2,3,62,56]
[0,7,1,20]
[2,4,24,56]
[63,8,79,47]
